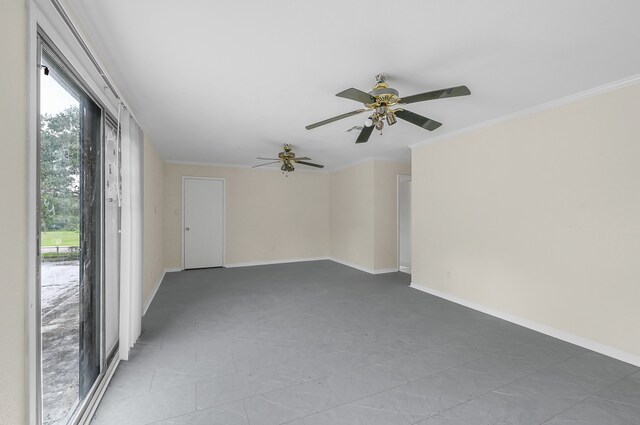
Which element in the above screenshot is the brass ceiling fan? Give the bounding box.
[305,73,470,143]
[253,144,324,173]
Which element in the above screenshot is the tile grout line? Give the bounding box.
[243,399,251,425]
[194,379,198,412]
[286,341,590,425]
[538,396,594,425]
[147,368,156,394]
[407,348,620,425]
[276,350,500,425]
[184,337,454,411]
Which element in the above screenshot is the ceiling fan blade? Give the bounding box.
[305,109,366,130]
[335,88,376,104]
[399,85,471,105]
[355,125,375,143]
[293,157,311,161]
[256,157,280,160]
[395,109,442,131]
[252,161,281,168]
[296,160,324,168]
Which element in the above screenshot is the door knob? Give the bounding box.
[185,227,190,231]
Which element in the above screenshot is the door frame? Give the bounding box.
[397,174,412,272]
[181,176,226,270]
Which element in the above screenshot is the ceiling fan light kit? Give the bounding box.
[306,73,471,144]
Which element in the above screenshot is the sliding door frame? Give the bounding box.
[32,27,118,425]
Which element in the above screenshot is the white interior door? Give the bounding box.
[183,178,224,269]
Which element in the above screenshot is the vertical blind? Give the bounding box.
[119,108,144,360]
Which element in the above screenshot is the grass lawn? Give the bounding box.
[42,230,79,247]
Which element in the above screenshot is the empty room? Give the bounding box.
[2,1,640,424]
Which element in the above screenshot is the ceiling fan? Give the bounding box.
[253,144,324,173]
[305,73,470,143]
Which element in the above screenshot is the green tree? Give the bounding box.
[40,106,80,232]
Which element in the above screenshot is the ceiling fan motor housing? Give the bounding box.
[367,82,400,107]
[366,82,401,127]
[279,145,295,160]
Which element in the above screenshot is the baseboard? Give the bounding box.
[409,282,640,367]
[329,257,374,273]
[143,268,178,315]
[225,257,329,268]
[374,267,399,274]
[166,258,396,275]
[164,267,181,273]
[329,258,398,275]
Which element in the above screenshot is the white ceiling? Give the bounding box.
[64,0,640,171]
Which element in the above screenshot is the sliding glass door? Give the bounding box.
[77,94,102,399]
[38,35,116,425]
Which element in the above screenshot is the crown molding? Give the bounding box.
[330,157,411,173]
[410,73,640,151]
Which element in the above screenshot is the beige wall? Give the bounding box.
[330,161,375,270]
[143,136,165,303]
[329,160,410,272]
[0,0,28,423]
[163,163,330,268]
[373,161,411,271]
[412,82,640,359]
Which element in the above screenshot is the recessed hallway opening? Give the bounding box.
[91,261,639,425]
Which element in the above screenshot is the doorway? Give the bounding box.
[398,175,411,274]
[182,177,225,269]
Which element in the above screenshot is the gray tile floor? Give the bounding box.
[91,260,640,425]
